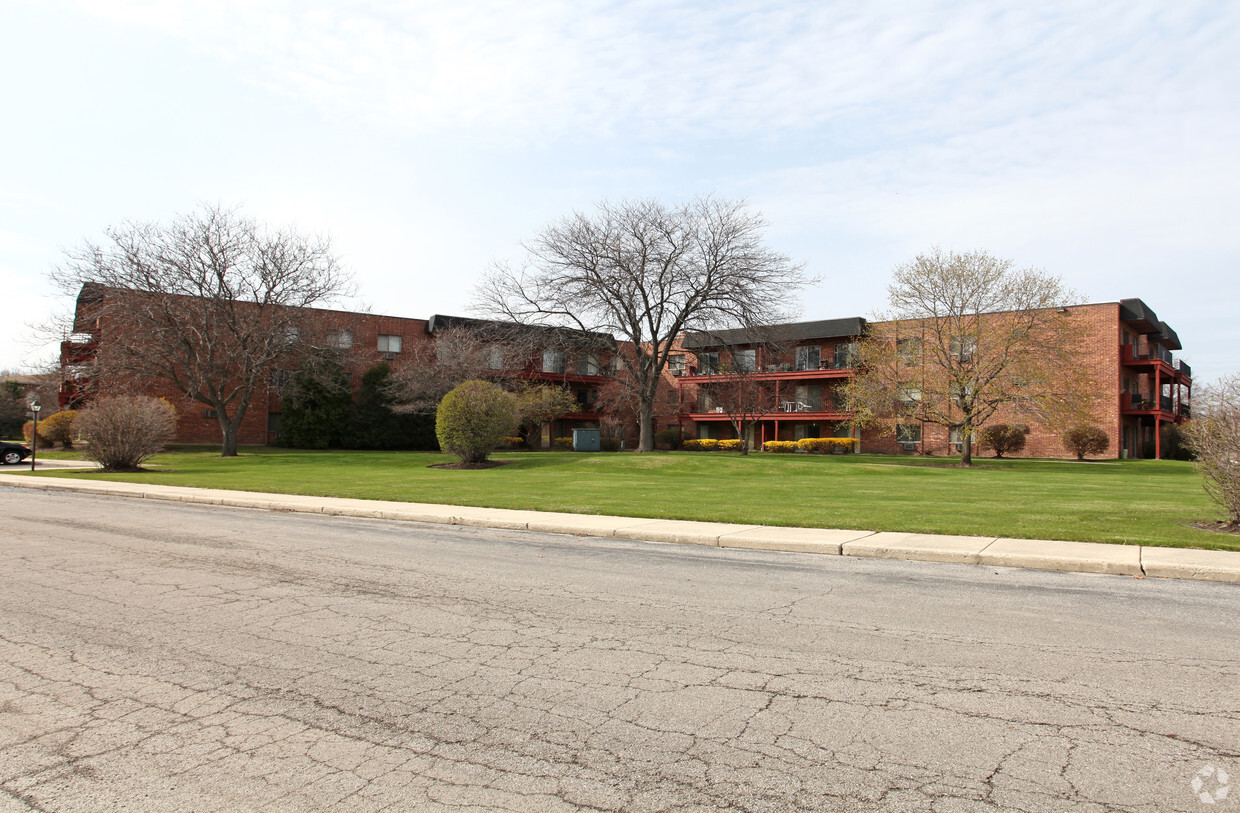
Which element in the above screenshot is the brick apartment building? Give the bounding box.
[674,298,1191,459]
[61,286,1190,459]
[60,285,618,448]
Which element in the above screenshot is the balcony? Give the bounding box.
[1122,393,1177,415]
[1174,358,1192,380]
[1121,344,1177,369]
[60,338,99,365]
[684,362,853,381]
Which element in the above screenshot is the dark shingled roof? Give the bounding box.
[1119,298,1162,334]
[425,314,615,347]
[1158,321,1182,351]
[681,317,866,349]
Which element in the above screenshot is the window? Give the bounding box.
[949,425,964,451]
[698,352,720,375]
[281,325,300,346]
[795,345,821,371]
[698,390,717,412]
[896,424,921,443]
[833,343,858,369]
[376,334,402,353]
[897,337,921,366]
[578,353,601,375]
[327,329,354,350]
[609,354,625,374]
[667,354,687,376]
[733,349,757,373]
[898,384,922,406]
[542,349,566,374]
[950,335,976,364]
[487,346,504,370]
[950,381,975,405]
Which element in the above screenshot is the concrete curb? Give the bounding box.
[3,472,1239,584]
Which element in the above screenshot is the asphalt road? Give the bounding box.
[1,487,1237,812]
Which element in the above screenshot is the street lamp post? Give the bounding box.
[30,399,41,472]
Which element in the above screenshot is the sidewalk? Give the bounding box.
[3,468,1239,584]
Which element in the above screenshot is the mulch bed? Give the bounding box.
[1191,521,1240,535]
[428,460,510,470]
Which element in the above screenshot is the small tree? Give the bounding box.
[513,384,578,447]
[1183,373,1240,528]
[435,380,519,465]
[76,395,177,471]
[1063,426,1110,461]
[979,423,1029,458]
[36,409,78,449]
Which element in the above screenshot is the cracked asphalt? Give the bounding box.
[1,487,1237,812]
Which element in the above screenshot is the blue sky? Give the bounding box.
[2,0,1237,383]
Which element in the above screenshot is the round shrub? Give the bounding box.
[1062,426,1110,460]
[37,409,78,448]
[76,395,177,471]
[979,423,1029,458]
[435,380,519,465]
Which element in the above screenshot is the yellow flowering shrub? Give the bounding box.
[717,439,742,451]
[763,440,798,453]
[683,438,720,451]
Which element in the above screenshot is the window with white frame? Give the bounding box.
[950,335,977,363]
[899,384,922,406]
[376,334,402,353]
[949,425,964,451]
[733,349,757,372]
[542,349,566,374]
[795,345,821,371]
[896,423,922,443]
[578,352,601,375]
[327,329,354,350]
[667,354,687,375]
[897,337,921,366]
[833,343,858,368]
[487,346,504,370]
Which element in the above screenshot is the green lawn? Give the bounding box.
[20,446,1235,551]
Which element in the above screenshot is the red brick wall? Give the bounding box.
[858,303,1124,459]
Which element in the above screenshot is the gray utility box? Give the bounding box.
[571,428,601,452]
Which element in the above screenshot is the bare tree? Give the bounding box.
[478,197,811,452]
[52,204,352,456]
[845,248,1093,465]
[1184,373,1240,528]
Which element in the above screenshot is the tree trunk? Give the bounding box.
[218,411,242,457]
[636,401,655,452]
[961,427,974,466]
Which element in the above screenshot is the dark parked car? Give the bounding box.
[1,441,32,465]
